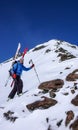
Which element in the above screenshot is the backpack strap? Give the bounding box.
[13,62,18,74]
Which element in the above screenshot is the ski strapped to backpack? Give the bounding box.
[5,43,21,87]
[13,43,21,59]
[10,48,28,87]
[22,48,28,58]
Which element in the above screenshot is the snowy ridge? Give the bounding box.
[0,39,78,130]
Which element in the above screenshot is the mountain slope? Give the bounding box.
[0,39,78,130]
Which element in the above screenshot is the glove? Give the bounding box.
[31,64,34,68]
[12,73,17,79]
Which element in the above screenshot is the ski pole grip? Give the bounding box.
[29,59,33,64]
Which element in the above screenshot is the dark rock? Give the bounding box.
[47,125,52,130]
[3,110,18,122]
[65,110,74,126]
[49,91,56,98]
[71,95,78,106]
[65,67,70,70]
[62,92,69,96]
[71,89,75,94]
[45,49,51,53]
[26,96,57,111]
[66,69,78,81]
[57,119,63,127]
[32,45,46,51]
[46,117,49,123]
[70,118,78,130]
[38,79,64,91]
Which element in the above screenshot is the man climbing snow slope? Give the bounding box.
[8,58,34,100]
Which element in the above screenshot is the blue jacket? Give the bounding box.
[10,61,32,76]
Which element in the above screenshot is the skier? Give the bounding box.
[8,58,34,100]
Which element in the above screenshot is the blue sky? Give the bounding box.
[0,0,78,62]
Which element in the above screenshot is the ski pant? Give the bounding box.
[8,75,23,99]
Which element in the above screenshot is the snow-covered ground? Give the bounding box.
[0,39,78,130]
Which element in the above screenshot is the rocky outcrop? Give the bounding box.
[38,79,64,91]
[3,110,18,122]
[55,47,76,61]
[66,69,78,81]
[70,118,78,130]
[58,53,76,61]
[71,95,78,106]
[65,110,74,126]
[26,96,57,111]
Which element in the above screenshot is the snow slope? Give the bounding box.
[0,39,78,130]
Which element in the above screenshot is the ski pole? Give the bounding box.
[5,75,11,87]
[10,79,15,87]
[29,59,40,84]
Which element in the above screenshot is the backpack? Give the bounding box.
[12,60,18,67]
[9,60,18,76]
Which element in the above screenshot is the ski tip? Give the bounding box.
[25,48,28,52]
